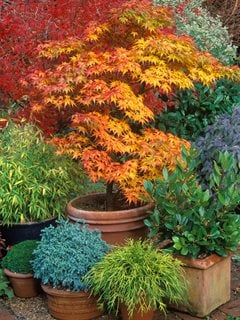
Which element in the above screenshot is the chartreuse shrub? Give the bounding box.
[84,239,187,317]
[195,106,240,186]
[144,147,240,258]
[156,80,240,141]
[155,0,237,65]
[2,240,38,274]
[0,122,87,225]
[32,219,110,291]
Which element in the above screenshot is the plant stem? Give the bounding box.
[106,181,114,211]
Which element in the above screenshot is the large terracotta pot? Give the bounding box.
[4,268,40,298]
[1,217,57,247]
[120,304,154,320]
[171,254,231,317]
[66,193,154,245]
[41,284,103,320]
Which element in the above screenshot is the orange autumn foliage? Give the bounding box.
[29,0,240,203]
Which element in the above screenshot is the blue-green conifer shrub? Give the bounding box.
[32,219,110,291]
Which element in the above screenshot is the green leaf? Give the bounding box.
[213,161,221,176]
[180,247,188,256]
[143,180,153,195]
[162,167,169,182]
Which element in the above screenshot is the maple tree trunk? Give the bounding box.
[106,181,114,211]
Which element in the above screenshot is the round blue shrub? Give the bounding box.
[32,219,110,291]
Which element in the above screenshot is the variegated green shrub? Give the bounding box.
[154,0,237,65]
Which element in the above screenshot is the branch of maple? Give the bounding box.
[106,181,114,211]
[138,82,146,95]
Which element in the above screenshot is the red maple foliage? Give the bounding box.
[0,0,123,102]
[0,0,124,135]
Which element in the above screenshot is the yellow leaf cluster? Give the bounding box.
[30,0,240,203]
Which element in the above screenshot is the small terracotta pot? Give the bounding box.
[66,193,154,245]
[4,268,40,298]
[120,304,154,320]
[41,284,103,320]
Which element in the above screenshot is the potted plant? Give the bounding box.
[2,240,39,297]
[27,0,239,242]
[27,0,240,244]
[32,218,110,320]
[0,122,86,245]
[144,147,240,317]
[84,239,187,320]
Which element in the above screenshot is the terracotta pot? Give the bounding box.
[41,284,103,320]
[4,268,40,298]
[120,304,154,320]
[66,193,154,245]
[171,254,231,317]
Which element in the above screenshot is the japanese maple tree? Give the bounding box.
[29,0,240,206]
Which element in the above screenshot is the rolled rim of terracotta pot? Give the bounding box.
[41,284,92,297]
[66,193,154,222]
[175,253,231,270]
[4,268,34,279]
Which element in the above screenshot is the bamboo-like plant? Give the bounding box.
[0,122,86,225]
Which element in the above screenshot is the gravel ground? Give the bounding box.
[1,294,116,320]
[2,295,54,320]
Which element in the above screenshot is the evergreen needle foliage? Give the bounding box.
[32,219,110,291]
[2,240,38,274]
[84,240,187,317]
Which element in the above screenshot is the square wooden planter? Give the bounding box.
[172,254,231,318]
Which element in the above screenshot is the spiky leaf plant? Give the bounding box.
[84,239,187,317]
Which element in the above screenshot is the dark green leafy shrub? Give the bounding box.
[144,148,240,258]
[2,240,38,274]
[32,219,110,291]
[0,268,14,298]
[195,106,240,185]
[84,239,187,317]
[0,122,87,225]
[156,80,240,141]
